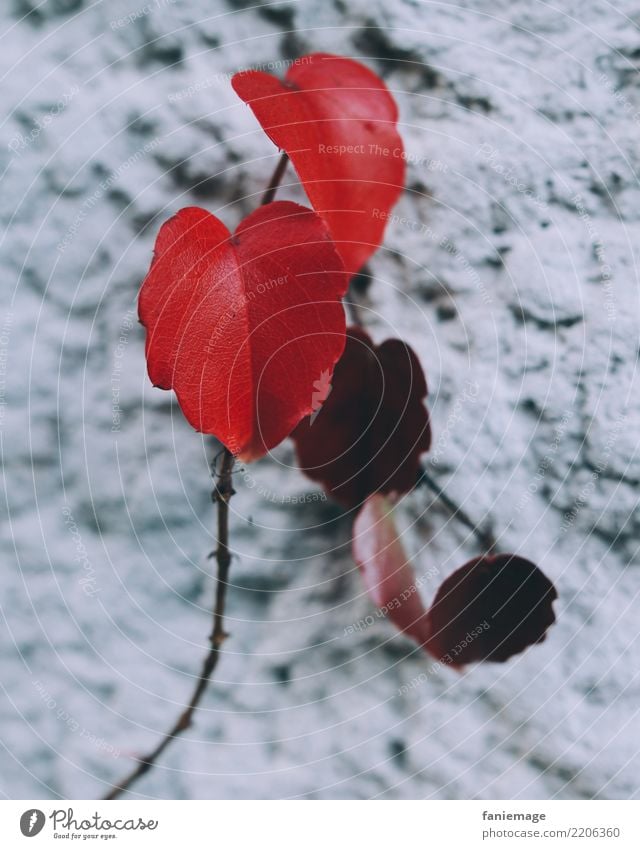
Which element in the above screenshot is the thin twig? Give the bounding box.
[102,154,291,801]
[417,467,496,553]
[261,152,289,205]
[102,449,235,800]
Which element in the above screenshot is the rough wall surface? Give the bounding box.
[1,0,639,799]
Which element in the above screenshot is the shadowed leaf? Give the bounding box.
[426,554,557,666]
[292,326,431,507]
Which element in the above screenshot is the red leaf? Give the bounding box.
[426,554,558,666]
[352,495,431,646]
[291,326,431,507]
[139,201,347,461]
[232,53,405,276]
[352,501,557,667]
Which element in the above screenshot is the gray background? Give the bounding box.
[1,0,639,799]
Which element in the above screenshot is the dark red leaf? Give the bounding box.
[139,201,347,461]
[291,326,431,507]
[232,53,405,276]
[352,502,557,666]
[352,495,431,646]
[425,554,558,666]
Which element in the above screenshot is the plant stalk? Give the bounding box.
[102,449,235,800]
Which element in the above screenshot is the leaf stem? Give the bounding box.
[417,467,496,553]
[102,448,235,800]
[261,152,289,205]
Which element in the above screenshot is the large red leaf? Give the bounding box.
[291,327,431,507]
[352,495,431,646]
[426,554,558,666]
[139,201,347,461]
[232,53,405,276]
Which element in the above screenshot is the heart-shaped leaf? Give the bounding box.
[352,495,431,646]
[232,53,405,276]
[353,498,557,666]
[291,327,431,507]
[426,554,557,666]
[139,201,347,461]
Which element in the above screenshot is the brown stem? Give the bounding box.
[102,154,289,801]
[102,448,235,800]
[418,467,496,553]
[261,152,289,205]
